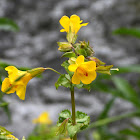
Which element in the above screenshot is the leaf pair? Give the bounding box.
[56,110,90,139]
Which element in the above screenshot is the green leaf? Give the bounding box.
[67,123,81,138]
[75,83,91,91]
[56,118,69,136]
[0,18,19,32]
[76,111,90,130]
[87,110,140,130]
[113,28,140,38]
[78,49,87,57]
[82,84,91,91]
[58,109,71,123]
[112,77,140,108]
[119,128,140,139]
[0,126,12,135]
[62,52,76,58]
[61,60,73,76]
[98,97,115,120]
[57,110,90,138]
[131,123,140,132]
[55,74,71,89]
[0,102,9,107]
[0,102,11,121]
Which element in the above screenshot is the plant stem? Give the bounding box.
[45,67,62,75]
[70,85,77,140]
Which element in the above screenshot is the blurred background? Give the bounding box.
[0,0,140,140]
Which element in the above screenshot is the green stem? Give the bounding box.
[70,85,77,140]
[45,67,62,75]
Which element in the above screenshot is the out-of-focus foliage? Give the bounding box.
[27,124,70,140]
[0,18,19,32]
[0,17,19,121]
[113,28,140,38]
[84,28,140,140]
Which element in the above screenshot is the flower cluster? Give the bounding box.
[58,14,118,86]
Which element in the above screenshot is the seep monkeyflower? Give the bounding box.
[59,14,88,34]
[32,112,52,125]
[68,55,96,85]
[1,66,45,100]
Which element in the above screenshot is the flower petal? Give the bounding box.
[60,29,66,32]
[68,64,77,72]
[5,66,27,83]
[70,15,81,23]
[72,72,80,84]
[1,78,16,94]
[76,55,84,65]
[80,70,96,84]
[81,23,88,27]
[59,15,70,32]
[16,85,26,100]
[5,66,18,82]
[81,61,96,71]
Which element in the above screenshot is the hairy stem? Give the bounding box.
[70,85,77,140]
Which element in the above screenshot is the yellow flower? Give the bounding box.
[1,66,45,100]
[59,14,88,34]
[32,112,52,125]
[68,55,96,84]
[6,134,19,140]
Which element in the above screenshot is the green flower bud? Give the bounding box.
[27,67,45,77]
[96,65,113,75]
[57,42,72,52]
[74,41,94,57]
[90,57,105,66]
[68,57,76,64]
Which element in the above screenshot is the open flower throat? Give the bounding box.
[68,55,96,85]
[76,66,88,77]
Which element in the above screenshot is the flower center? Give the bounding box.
[77,67,88,77]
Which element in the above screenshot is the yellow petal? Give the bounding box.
[80,71,96,84]
[68,64,77,72]
[76,55,84,65]
[81,23,88,27]
[72,72,80,84]
[5,66,27,83]
[60,29,66,32]
[81,61,96,71]
[16,85,26,100]
[1,78,16,94]
[70,15,81,23]
[59,15,70,32]
[5,66,18,82]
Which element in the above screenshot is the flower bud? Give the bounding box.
[68,57,76,64]
[90,57,105,66]
[75,41,94,57]
[27,67,45,78]
[57,42,72,52]
[96,65,113,75]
